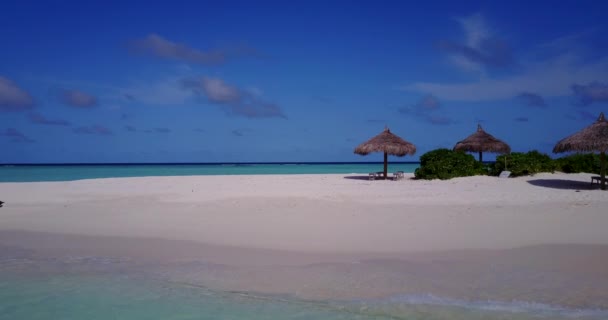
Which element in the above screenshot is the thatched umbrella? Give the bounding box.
[453,124,511,162]
[354,127,416,179]
[554,112,608,190]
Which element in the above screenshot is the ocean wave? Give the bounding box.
[366,293,608,318]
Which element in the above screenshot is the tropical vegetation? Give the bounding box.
[414,149,486,180]
[415,149,600,180]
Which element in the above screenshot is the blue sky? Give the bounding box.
[1,1,607,163]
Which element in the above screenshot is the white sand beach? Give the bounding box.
[1,172,607,254]
[1,173,608,307]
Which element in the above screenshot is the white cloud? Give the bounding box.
[130,34,225,65]
[59,89,98,108]
[409,15,608,102]
[399,95,455,125]
[121,77,192,105]
[458,13,490,49]
[405,53,608,102]
[182,76,287,119]
[572,81,608,105]
[199,78,241,103]
[129,34,262,66]
[0,76,35,111]
[439,13,513,73]
[1,128,35,143]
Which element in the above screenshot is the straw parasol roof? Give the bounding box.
[453,124,511,162]
[354,127,416,179]
[554,112,608,189]
[354,128,416,156]
[553,112,608,153]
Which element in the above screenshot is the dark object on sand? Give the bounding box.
[0,201,4,208]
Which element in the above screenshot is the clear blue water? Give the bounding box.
[2,273,605,320]
[0,163,419,182]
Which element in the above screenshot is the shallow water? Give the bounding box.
[1,231,607,319]
[1,232,608,319]
[0,163,419,182]
[1,270,606,320]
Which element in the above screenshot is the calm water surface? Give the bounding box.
[2,272,605,320]
[0,163,420,182]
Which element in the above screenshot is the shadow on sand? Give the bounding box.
[343,175,380,181]
[527,179,598,190]
[343,175,416,181]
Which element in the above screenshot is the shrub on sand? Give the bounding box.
[491,151,555,177]
[415,149,486,180]
[554,153,600,174]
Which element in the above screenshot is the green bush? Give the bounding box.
[491,150,555,177]
[415,149,486,180]
[554,153,600,174]
[415,149,601,180]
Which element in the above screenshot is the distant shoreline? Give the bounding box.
[0,163,422,182]
[1,161,423,166]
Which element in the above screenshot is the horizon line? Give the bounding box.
[1,161,429,166]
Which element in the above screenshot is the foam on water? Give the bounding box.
[371,294,608,318]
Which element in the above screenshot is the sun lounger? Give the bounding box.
[368,172,385,180]
[499,171,511,178]
[591,176,601,186]
[393,171,405,180]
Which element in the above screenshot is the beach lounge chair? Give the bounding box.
[499,171,511,178]
[368,172,385,180]
[591,176,601,186]
[393,171,405,181]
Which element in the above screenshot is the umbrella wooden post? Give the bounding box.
[383,152,388,179]
[601,152,606,190]
[478,152,483,162]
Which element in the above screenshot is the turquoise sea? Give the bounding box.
[0,163,419,182]
[2,271,607,320]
